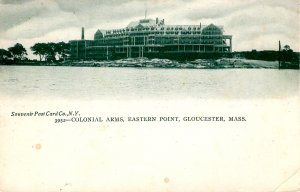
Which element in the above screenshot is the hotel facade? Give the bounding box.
[70,18,232,60]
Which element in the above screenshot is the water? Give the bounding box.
[0,65,298,100]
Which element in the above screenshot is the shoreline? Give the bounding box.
[0,58,298,69]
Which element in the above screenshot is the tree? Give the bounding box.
[45,42,57,62]
[0,49,12,63]
[31,41,70,62]
[55,42,70,61]
[281,44,297,63]
[283,45,291,51]
[31,43,48,61]
[8,43,27,61]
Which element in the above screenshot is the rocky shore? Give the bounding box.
[0,58,284,69]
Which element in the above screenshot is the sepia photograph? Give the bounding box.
[0,0,299,191]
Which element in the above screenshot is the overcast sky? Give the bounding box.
[0,0,299,58]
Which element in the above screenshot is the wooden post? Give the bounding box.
[106,46,108,60]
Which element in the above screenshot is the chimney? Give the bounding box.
[81,27,85,40]
[279,40,281,51]
[156,17,158,24]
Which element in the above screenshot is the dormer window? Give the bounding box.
[140,19,150,23]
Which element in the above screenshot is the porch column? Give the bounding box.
[229,37,232,52]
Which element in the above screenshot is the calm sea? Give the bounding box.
[0,65,298,99]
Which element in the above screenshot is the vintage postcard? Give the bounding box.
[0,0,299,191]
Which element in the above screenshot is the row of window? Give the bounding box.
[72,37,226,48]
[106,26,211,34]
[105,32,222,38]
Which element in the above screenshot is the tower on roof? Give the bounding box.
[94,30,103,40]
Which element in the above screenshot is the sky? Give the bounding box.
[0,0,299,58]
